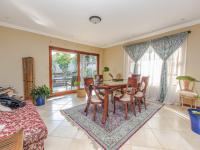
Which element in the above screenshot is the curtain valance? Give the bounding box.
[125,41,150,73]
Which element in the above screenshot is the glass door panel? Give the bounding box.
[80,54,97,88]
[51,50,78,93]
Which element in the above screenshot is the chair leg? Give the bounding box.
[93,104,97,121]
[144,97,147,110]
[124,103,128,119]
[113,99,116,114]
[131,101,136,116]
[84,102,90,116]
[138,98,141,113]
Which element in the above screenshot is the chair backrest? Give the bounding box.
[132,74,141,82]
[84,77,94,97]
[95,75,103,82]
[140,76,149,94]
[179,79,195,91]
[0,129,23,150]
[84,77,104,101]
[126,77,138,94]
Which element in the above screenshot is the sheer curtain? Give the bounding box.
[164,40,187,104]
[125,46,162,101]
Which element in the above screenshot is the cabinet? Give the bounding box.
[22,57,34,100]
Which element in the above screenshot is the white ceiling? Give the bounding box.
[0,0,200,48]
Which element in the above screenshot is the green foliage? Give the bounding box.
[31,85,50,100]
[74,81,80,86]
[55,53,72,73]
[176,76,196,81]
[103,66,109,72]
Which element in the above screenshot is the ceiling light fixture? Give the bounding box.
[89,16,101,24]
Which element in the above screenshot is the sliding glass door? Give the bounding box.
[51,50,78,93]
[80,54,98,88]
[49,47,99,95]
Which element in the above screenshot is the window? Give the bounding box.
[125,41,187,103]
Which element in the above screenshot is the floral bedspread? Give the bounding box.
[0,101,48,149]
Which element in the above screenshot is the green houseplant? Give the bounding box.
[103,66,109,72]
[30,85,50,106]
[74,81,86,98]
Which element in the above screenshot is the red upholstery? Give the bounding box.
[0,101,48,150]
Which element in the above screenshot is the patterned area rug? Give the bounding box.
[61,101,163,150]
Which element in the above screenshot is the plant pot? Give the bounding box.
[76,89,86,98]
[103,72,112,81]
[36,97,45,106]
[188,109,200,135]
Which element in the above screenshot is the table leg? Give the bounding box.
[102,89,109,124]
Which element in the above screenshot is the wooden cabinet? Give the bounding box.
[22,57,35,100]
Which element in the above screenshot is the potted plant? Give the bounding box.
[103,66,111,80]
[30,85,50,106]
[74,81,86,98]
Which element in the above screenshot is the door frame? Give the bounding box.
[49,46,99,96]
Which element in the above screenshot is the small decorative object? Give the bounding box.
[103,66,111,80]
[188,108,200,135]
[30,85,50,106]
[74,81,86,98]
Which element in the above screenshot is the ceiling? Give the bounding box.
[0,0,200,48]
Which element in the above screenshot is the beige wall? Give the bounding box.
[103,24,200,91]
[0,26,103,96]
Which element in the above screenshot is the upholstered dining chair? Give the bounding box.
[95,74,103,83]
[132,74,141,83]
[0,129,23,150]
[134,76,149,113]
[113,77,137,119]
[84,77,104,121]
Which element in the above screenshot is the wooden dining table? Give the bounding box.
[94,80,127,124]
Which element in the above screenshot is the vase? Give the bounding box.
[103,72,112,81]
[36,97,45,106]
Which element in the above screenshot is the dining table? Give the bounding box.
[94,80,128,124]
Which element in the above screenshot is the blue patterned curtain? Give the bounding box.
[151,32,188,102]
[125,41,150,73]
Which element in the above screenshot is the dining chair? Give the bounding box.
[95,74,103,83]
[134,76,149,113]
[132,74,141,83]
[113,77,137,119]
[177,76,198,108]
[0,129,23,150]
[84,77,104,121]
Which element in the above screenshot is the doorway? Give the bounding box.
[49,46,99,96]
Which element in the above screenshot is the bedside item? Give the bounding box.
[0,104,12,112]
[0,124,5,131]
[0,95,26,109]
[188,108,200,135]
[0,102,48,150]
[0,129,23,150]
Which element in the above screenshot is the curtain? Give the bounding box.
[125,41,150,73]
[164,41,187,104]
[151,32,188,102]
[137,46,162,101]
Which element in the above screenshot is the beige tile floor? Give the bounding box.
[36,94,200,150]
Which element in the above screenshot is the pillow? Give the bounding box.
[0,104,12,112]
